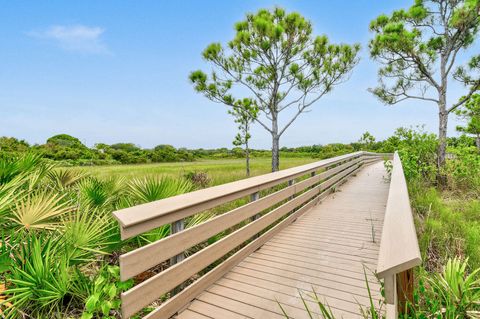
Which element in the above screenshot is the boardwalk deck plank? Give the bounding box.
[177,161,389,318]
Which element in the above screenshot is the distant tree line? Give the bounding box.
[1,131,478,167]
[0,134,197,165]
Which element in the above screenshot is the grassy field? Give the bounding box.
[76,157,318,185]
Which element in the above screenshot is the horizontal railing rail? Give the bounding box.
[376,151,421,318]
[113,151,389,319]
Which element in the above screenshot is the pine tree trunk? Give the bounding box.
[437,57,448,186]
[245,141,250,177]
[271,134,280,172]
[438,110,448,168]
[271,117,280,172]
[437,105,448,187]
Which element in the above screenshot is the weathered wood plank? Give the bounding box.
[179,300,248,319]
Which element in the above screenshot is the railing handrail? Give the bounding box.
[113,151,378,239]
[376,151,421,318]
[377,151,421,278]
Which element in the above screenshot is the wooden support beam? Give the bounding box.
[397,268,414,315]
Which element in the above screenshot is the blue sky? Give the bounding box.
[1,1,478,149]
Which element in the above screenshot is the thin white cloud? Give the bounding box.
[28,25,110,54]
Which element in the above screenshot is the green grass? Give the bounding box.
[410,181,480,271]
[75,157,317,186]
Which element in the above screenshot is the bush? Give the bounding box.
[445,146,480,194]
[407,257,480,318]
[75,265,133,319]
[382,127,438,182]
[0,154,194,318]
[184,171,211,189]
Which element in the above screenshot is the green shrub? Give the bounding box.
[406,257,480,318]
[445,146,480,194]
[127,176,193,203]
[3,234,72,318]
[0,154,195,318]
[385,127,438,182]
[74,265,133,319]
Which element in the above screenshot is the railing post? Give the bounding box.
[310,171,316,189]
[288,179,295,199]
[397,269,414,315]
[384,274,398,319]
[170,219,185,295]
[250,192,260,221]
[170,219,185,264]
[250,192,260,239]
[250,192,260,217]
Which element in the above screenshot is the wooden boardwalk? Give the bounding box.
[177,162,390,319]
[114,152,421,319]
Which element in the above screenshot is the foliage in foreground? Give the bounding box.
[0,154,194,318]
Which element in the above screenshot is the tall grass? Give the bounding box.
[410,181,480,271]
[77,157,317,185]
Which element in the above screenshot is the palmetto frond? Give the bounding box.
[9,192,72,231]
[127,176,193,204]
[4,234,71,318]
[0,176,25,226]
[48,169,87,190]
[78,177,126,209]
[62,209,117,264]
[0,153,42,185]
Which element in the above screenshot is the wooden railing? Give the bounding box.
[113,151,386,319]
[376,151,422,318]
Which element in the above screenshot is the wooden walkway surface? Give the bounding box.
[177,162,390,319]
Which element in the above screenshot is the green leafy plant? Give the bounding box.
[0,153,44,185]
[455,93,480,151]
[48,168,87,190]
[3,234,72,318]
[62,209,117,264]
[9,191,72,232]
[78,177,125,209]
[429,257,480,316]
[445,146,480,194]
[127,176,193,203]
[400,258,480,318]
[76,265,133,319]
